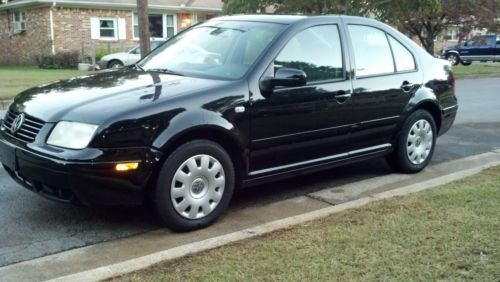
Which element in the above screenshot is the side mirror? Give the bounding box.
[260,68,307,96]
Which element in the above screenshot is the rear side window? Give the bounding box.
[275,25,344,82]
[348,25,394,77]
[388,36,416,72]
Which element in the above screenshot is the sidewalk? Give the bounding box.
[1,149,499,282]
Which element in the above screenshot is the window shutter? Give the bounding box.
[118,18,126,40]
[90,17,100,39]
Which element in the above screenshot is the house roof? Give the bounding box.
[0,0,223,12]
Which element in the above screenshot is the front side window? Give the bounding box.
[348,25,394,77]
[275,25,344,82]
[99,19,116,38]
[388,36,416,72]
[12,11,26,32]
[139,21,285,80]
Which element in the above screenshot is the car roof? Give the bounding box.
[212,14,379,25]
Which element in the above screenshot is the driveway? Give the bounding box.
[1,77,500,267]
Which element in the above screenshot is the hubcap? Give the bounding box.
[447,55,457,65]
[170,154,225,219]
[406,119,433,165]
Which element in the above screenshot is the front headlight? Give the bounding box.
[47,121,99,149]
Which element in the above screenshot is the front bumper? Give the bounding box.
[0,129,162,206]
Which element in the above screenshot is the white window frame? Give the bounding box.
[12,11,26,32]
[132,12,177,40]
[98,18,118,40]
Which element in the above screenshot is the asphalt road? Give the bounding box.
[1,77,500,267]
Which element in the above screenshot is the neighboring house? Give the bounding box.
[0,0,222,64]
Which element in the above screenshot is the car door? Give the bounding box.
[249,24,353,174]
[346,24,422,151]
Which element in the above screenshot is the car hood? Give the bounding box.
[444,44,460,51]
[10,69,230,124]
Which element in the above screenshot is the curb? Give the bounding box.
[49,154,500,282]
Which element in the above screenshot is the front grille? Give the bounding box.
[2,110,45,143]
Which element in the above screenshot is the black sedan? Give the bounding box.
[0,15,457,231]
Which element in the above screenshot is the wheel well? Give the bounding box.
[416,102,441,132]
[146,128,246,196]
[108,59,123,67]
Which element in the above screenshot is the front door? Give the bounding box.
[249,24,353,175]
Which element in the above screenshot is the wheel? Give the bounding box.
[461,60,472,66]
[386,110,436,173]
[154,140,235,231]
[108,60,124,69]
[446,53,460,65]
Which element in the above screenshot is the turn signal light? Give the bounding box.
[115,162,139,172]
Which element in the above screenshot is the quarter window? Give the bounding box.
[348,25,394,77]
[388,36,416,72]
[275,25,344,82]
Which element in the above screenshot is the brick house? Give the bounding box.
[0,0,222,64]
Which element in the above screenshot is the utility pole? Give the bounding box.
[137,0,150,58]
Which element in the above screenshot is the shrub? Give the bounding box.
[36,51,80,69]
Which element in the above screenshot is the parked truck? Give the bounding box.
[442,35,500,66]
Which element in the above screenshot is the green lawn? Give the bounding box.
[113,166,500,281]
[453,62,500,78]
[0,65,87,100]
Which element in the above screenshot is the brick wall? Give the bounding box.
[53,7,136,57]
[0,8,52,64]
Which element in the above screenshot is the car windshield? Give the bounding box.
[138,21,285,80]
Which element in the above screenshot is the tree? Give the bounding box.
[373,0,498,54]
[137,0,151,58]
[222,0,272,14]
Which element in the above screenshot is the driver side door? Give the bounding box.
[249,24,353,175]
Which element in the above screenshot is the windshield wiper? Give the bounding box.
[129,64,145,72]
[147,68,185,77]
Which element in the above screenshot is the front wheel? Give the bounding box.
[387,110,436,173]
[446,53,460,65]
[154,140,235,231]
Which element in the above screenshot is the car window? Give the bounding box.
[274,25,343,82]
[388,35,416,72]
[129,46,140,55]
[348,25,394,77]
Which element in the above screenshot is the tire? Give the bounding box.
[386,110,436,173]
[446,53,460,66]
[108,60,124,69]
[154,140,235,231]
[461,60,472,66]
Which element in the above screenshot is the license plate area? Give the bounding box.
[0,140,17,170]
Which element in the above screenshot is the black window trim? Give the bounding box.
[347,24,419,80]
[268,23,348,87]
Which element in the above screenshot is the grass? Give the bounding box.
[453,62,500,78]
[0,65,87,100]
[113,166,500,281]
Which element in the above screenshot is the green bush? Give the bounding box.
[36,51,80,69]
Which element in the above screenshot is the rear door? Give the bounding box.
[345,23,422,151]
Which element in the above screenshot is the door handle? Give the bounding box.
[400,81,414,93]
[333,90,351,104]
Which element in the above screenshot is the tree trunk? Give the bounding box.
[137,0,150,59]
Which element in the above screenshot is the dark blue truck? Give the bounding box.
[442,35,500,65]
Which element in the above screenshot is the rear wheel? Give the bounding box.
[108,60,124,69]
[386,110,436,173]
[461,60,472,66]
[154,140,235,231]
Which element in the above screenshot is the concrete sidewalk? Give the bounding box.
[1,149,499,282]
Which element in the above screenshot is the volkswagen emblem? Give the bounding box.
[10,113,25,134]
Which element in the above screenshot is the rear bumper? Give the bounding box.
[0,131,162,206]
[439,104,458,136]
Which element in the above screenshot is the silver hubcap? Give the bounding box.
[407,119,433,165]
[170,154,225,219]
[447,55,457,65]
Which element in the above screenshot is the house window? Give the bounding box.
[133,13,176,39]
[12,11,26,32]
[99,19,116,38]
